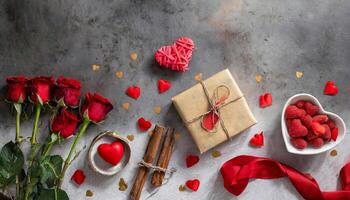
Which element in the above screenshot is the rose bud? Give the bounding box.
[54,76,81,107]
[6,76,28,103]
[81,93,113,123]
[28,76,55,105]
[51,108,80,139]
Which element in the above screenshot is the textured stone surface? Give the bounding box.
[1,0,350,199]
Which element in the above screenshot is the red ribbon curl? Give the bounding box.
[220,155,350,200]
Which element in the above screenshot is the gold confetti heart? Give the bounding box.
[211,150,222,158]
[119,178,128,191]
[295,71,304,79]
[330,149,337,157]
[255,74,263,83]
[130,52,138,61]
[122,102,130,110]
[115,71,124,78]
[174,132,181,141]
[86,190,93,197]
[92,64,100,71]
[178,184,186,192]
[127,135,134,141]
[153,106,161,114]
[194,73,202,81]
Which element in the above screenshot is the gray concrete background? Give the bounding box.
[1,0,350,199]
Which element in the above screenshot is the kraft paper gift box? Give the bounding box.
[172,69,257,153]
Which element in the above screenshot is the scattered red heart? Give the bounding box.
[259,93,272,108]
[97,141,125,166]
[158,79,172,94]
[186,155,200,168]
[71,169,85,185]
[324,80,338,96]
[185,179,200,191]
[249,132,264,147]
[126,86,141,100]
[137,117,152,132]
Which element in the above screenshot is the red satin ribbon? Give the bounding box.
[220,155,350,200]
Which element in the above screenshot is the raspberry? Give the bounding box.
[306,131,318,141]
[285,105,304,119]
[295,100,305,108]
[301,115,313,129]
[304,102,319,116]
[288,119,308,138]
[327,119,336,130]
[310,138,324,148]
[311,122,326,136]
[312,115,328,124]
[291,138,308,149]
[322,124,331,141]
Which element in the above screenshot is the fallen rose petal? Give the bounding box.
[71,169,85,185]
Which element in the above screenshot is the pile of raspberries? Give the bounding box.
[285,100,339,149]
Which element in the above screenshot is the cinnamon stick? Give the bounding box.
[130,125,165,200]
[151,128,175,187]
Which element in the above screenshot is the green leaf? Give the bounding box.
[40,155,63,187]
[36,188,69,200]
[0,141,24,188]
[14,103,22,114]
[28,143,43,161]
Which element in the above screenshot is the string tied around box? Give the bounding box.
[186,80,243,139]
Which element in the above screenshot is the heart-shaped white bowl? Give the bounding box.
[281,93,346,155]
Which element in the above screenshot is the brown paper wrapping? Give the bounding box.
[172,69,257,153]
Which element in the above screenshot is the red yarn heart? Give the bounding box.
[97,141,124,166]
[155,37,194,72]
[324,81,338,95]
[157,79,172,94]
[249,132,264,147]
[186,179,200,191]
[186,155,200,168]
[126,86,141,100]
[137,117,152,132]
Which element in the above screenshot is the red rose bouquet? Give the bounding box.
[0,76,113,200]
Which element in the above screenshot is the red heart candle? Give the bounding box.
[97,141,124,166]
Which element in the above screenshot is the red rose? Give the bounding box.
[28,76,55,104]
[81,93,113,123]
[54,76,81,107]
[6,76,28,103]
[51,108,80,138]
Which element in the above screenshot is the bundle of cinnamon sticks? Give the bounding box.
[130,125,175,200]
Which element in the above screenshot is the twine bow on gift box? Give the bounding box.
[186,81,243,139]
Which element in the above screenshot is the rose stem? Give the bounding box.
[58,118,90,188]
[24,104,42,200]
[15,103,22,143]
[42,139,55,157]
[30,104,41,145]
[14,103,22,200]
